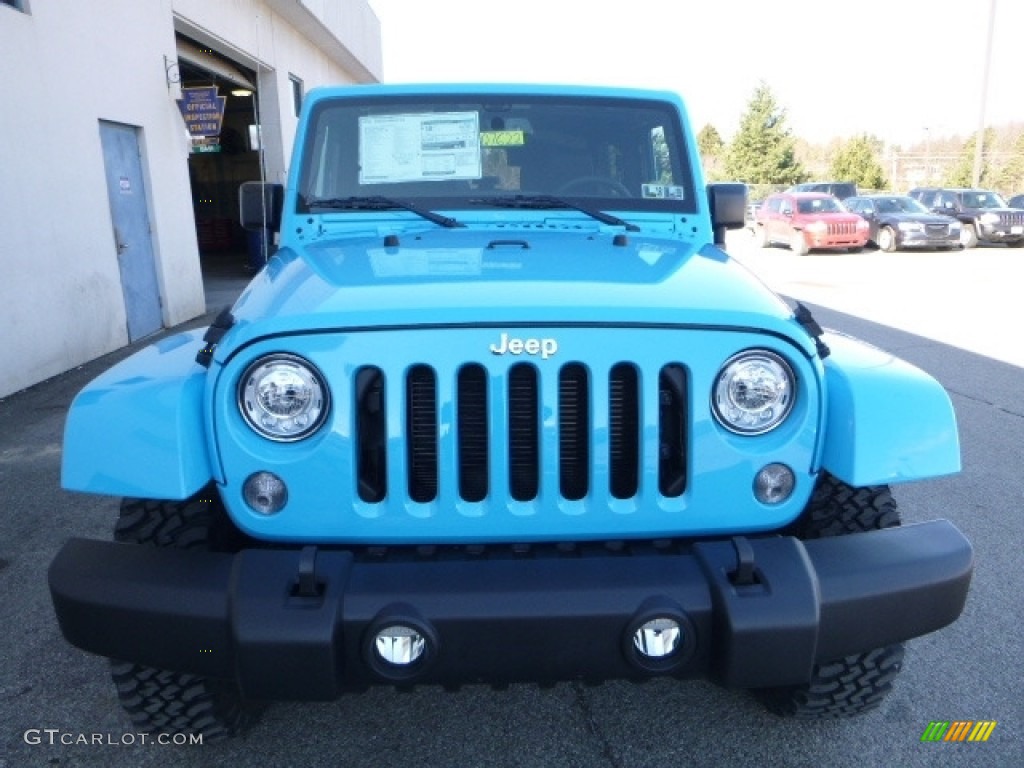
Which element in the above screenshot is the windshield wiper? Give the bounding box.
[472,195,640,232]
[302,195,463,228]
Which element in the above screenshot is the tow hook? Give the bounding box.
[292,545,324,598]
[728,536,760,587]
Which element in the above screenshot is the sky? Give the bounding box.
[367,0,1022,147]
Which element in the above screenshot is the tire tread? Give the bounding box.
[759,473,905,718]
[759,645,905,719]
[109,487,259,740]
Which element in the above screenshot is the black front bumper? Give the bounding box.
[48,521,972,700]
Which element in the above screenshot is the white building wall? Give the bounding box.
[0,0,381,399]
[0,0,196,398]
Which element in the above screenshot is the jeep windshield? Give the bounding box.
[295,92,697,220]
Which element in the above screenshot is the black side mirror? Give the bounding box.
[239,182,284,233]
[707,182,747,245]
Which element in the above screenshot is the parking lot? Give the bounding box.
[726,229,1024,368]
[1,238,1021,767]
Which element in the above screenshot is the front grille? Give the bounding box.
[924,223,950,236]
[354,362,688,505]
[826,221,858,236]
[1000,212,1024,227]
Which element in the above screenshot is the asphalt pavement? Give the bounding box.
[1,241,1021,767]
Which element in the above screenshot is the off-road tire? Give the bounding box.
[110,662,258,742]
[757,644,906,719]
[756,472,904,718]
[109,487,260,741]
[114,489,250,551]
[788,472,900,540]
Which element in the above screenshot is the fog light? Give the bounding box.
[374,625,427,666]
[243,471,288,515]
[754,463,795,504]
[632,618,682,659]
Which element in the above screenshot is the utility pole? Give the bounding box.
[972,0,997,187]
[924,126,931,184]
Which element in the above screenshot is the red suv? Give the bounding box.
[754,192,869,254]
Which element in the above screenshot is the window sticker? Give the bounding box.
[359,112,482,184]
[642,184,685,200]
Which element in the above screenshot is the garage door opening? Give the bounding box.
[176,36,269,280]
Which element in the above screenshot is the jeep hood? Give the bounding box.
[219,228,809,355]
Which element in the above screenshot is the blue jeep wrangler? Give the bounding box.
[49,84,972,740]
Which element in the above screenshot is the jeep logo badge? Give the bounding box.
[489,332,558,360]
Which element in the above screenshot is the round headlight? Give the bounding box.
[239,354,329,441]
[713,350,795,435]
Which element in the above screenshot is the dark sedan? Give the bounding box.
[844,195,962,252]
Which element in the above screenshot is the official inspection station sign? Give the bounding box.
[176,87,227,138]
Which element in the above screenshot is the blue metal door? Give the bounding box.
[99,121,163,340]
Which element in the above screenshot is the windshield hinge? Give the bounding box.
[195,306,236,367]
[794,302,830,359]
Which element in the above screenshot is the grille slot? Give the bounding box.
[355,366,387,503]
[457,364,489,502]
[609,363,640,499]
[406,365,438,502]
[658,364,688,497]
[508,363,540,501]
[559,363,590,500]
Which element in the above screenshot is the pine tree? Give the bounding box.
[994,133,1024,195]
[723,83,805,185]
[944,130,995,188]
[697,124,725,181]
[829,135,888,191]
